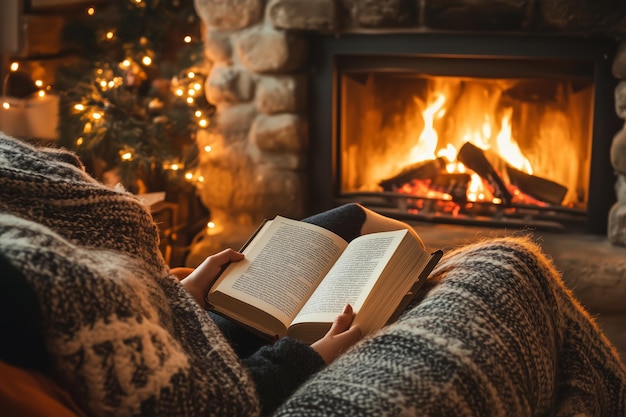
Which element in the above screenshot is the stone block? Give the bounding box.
[203,29,233,64]
[611,127,626,175]
[615,82,626,120]
[424,0,529,31]
[194,0,263,31]
[613,42,626,80]
[215,102,258,139]
[268,0,336,32]
[235,26,307,73]
[608,201,626,247]
[540,0,624,33]
[250,113,307,152]
[354,0,416,28]
[617,174,626,202]
[255,74,306,115]
[205,63,256,105]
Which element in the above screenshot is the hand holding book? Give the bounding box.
[205,215,442,344]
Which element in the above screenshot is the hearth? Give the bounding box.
[309,33,620,234]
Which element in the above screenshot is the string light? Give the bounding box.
[2,102,10,110]
[142,56,152,66]
[10,62,19,71]
[184,36,192,43]
[87,7,95,16]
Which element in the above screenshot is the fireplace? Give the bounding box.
[309,33,620,234]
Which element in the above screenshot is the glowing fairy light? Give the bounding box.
[185,172,193,180]
[199,119,208,128]
[175,89,184,96]
[37,90,45,98]
[184,36,192,43]
[2,102,10,110]
[121,60,131,68]
[121,152,133,161]
[142,56,152,66]
[74,104,85,111]
[187,71,195,78]
[198,176,205,183]
[76,137,84,146]
[10,62,19,71]
[195,110,202,117]
[186,97,194,104]
[87,7,95,15]
[92,112,103,120]
[106,31,114,40]
[204,145,212,152]
[35,80,43,87]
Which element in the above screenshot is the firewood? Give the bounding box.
[457,142,512,205]
[505,165,568,206]
[379,157,445,191]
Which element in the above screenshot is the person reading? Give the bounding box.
[1,132,625,417]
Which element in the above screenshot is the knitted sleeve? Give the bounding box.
[0,134,261,417]
[243,338,325,416]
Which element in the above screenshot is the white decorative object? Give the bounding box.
[0,94,60,140]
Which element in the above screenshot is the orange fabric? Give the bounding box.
[0,361,88,417]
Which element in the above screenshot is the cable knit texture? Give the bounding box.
[274,236,626,416]
[2,133,626,417]
[0,133,260,417]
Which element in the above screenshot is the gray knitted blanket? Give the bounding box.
[1,132,625,417]
[275,237,626,417]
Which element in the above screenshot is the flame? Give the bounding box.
[408,93,446,163]
[404,89,535,204]
[495,108,533,175]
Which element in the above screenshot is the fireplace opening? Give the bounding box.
[308,34,620,234]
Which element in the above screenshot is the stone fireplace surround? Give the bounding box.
[191,0,626,358]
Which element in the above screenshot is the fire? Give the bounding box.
[495,108,533,175]
[407,93,446,163]
[404,88,536,206]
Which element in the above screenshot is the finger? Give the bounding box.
[207,248,245,267]
[327,305,356,336]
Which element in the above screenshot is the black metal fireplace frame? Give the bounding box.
[307,32,620,234]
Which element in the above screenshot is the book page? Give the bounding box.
[210,216,348,327]
[291,230,406,326]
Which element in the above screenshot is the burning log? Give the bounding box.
[431,172,472,203]
[379,157,445,191]
[457,142,513,205]
[505,165,568,206]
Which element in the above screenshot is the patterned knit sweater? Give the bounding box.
[3,133,626,417]
[0,133,261,416]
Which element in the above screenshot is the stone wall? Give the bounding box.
[189,0,626,258]
[611,46,626,246]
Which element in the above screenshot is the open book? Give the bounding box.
[206,216,442,344]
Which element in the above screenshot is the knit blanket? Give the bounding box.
[2,132,626,417]
[275,237,626,416]
[0,133,260,416]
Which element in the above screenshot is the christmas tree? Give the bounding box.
[55,0,212,194]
